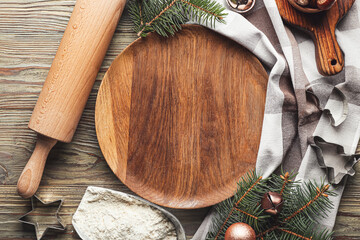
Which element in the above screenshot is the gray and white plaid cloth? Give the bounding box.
[193,0,360,239]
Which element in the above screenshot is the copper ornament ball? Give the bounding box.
[224,223,256,240]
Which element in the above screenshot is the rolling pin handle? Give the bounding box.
[17,134,57,198]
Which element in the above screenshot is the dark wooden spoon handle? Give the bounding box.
[313,28,344,76]
[275,0,355,76]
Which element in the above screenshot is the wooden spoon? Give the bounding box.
[275,0,355,76]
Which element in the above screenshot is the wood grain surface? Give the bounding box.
[275,0,355,76]
[96,25,267,209]
[17,134,57,198]
[0,0,360,239]
[28,0,126,143]
[17,0,127,200]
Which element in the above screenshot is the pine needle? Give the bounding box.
[206,170,336,240]
[128,0,227,37]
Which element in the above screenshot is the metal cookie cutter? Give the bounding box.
[226,0,256,14]
[19,195,65,240]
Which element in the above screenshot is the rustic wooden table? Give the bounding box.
[0,1,360,239]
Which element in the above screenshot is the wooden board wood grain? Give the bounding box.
[1,0,360,239]
[96,25,268,209]
[275,0,355,76]
[28,0,126,143]
[17,0,128,200]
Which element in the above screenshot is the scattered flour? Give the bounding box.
[72,186,177,240]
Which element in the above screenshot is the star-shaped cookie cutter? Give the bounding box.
[18,195,66,240]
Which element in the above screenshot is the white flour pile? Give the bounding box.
[72,186,177,240]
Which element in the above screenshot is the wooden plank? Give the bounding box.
[0,0,359,239]
[333,163,360,239]
[0,1,208,239]
[0,186,209,239]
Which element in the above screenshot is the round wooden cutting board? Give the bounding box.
[95,25,268,209]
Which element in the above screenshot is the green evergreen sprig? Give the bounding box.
[206,170,336,240]
[128,0,227,37]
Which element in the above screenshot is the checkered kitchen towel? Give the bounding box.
[193,0,360,239]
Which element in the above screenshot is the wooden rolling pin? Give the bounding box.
[17,0,127,198]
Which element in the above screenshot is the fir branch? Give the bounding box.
[280,172,291,195]
[206,171,268,240]
[236,176,263,205]
[278,228,313,240]
[180,0,224,20]
[284,184,330,222]
[206,170,336,240]
[139,1,143,25]
[137,0,178,37]
[214,208,235,240]
[214,176,263,240]
[234,208,258,220]
[256,225,279,238]
[129,0,227,37]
